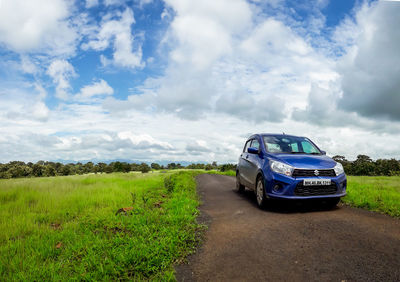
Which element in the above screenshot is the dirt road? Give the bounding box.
[175,174,400,281]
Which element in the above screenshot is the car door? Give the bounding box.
[239,139,252,186]
[246,139,261,189]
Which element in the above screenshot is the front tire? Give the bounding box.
[325,197,340,209]
[236,173,245,193]
[256,177,268,209]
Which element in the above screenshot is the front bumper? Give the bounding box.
[264,171,347,200]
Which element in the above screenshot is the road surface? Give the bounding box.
[175,174,400,281]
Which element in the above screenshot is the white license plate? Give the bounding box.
[303,179,331,186]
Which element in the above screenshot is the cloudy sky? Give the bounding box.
[0,0,399,164]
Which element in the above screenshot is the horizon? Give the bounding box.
[1,0,400,163]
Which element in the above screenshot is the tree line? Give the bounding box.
[1,155,399,179]
[0,161,237,179]
[333,155,400,176]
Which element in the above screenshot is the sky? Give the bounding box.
[0,0,400,164]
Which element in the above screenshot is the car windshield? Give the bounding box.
[263,135,321,154]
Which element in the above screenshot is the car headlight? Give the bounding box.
[334,162,344,176]
[270,160,294,176]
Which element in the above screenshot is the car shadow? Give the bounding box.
[235,188,340,214]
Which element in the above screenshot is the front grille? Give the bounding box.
[292,169,336,177]
[294,182,337,196]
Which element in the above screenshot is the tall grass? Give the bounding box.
[343,176,400,217]
[0,171,201,280]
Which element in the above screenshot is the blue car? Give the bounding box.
[236,134,347,208]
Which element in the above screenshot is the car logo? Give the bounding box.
[314,170,319,176]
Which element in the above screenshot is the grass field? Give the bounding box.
[344,176,400,217]
[0,171,202,280]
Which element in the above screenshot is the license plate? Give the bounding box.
[303,179,331,186]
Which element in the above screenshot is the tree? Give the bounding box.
[61,164,72,176]
[84,162,94,174]
[353,155,375,175]
[205,164,213,170]
[220,163,237,172]
[332,155,348,164]
[32,163,45,177]
[95,163,107,173]
[44,165,56,177]
[140,163,151,173]
[167,163,176,169]
[131,163,140,171]
[151,163,161,170]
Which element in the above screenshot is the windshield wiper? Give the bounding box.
[288,151,306,154]
[310,152,321,155]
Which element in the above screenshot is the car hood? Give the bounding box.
[272,154,336,169]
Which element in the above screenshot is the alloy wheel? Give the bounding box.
[256,180,264,206]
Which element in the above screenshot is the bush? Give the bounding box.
[140,163,151,173]
[164,175,175,193]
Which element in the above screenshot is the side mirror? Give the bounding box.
[320,150,326,155]
[247,147,259,154]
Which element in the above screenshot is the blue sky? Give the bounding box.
[1,0,400,163]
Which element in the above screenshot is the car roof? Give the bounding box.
[247,133,305,140]
[247,133,303,139]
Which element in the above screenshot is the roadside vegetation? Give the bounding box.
[0,161,236,179]
[343,176,400,217]
[333,154,400,176]
[0,171,202,280]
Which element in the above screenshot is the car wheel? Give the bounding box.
[325,197,340,209]
[236,173,245,193]
[255,177,267,208]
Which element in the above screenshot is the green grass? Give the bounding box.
[343,176,400,218]
[205,170,236,176]
[0,171,202,281]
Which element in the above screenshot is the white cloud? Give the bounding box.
[139,0,153,7]
[82,8,144,69]
[75,79,114,102]
[118,131,174,150]
[46,59,76,100]
[104,0,125,6]
[1,0,400,164]
[32,101,50,122]
[85,0,99,8]
[0,0,77,55]
[0,87,50,122]
[112,0,336,123]
[20,56,38,74]
[336,1,400,121]
[164,0,252,70]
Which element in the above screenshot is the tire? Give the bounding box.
[325,197,340,209]
[255,176,268,209]
[236,173,245,193]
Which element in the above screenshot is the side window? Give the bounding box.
[289,142,299,152]
[251,139,260,150]
[243,140,252,152]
